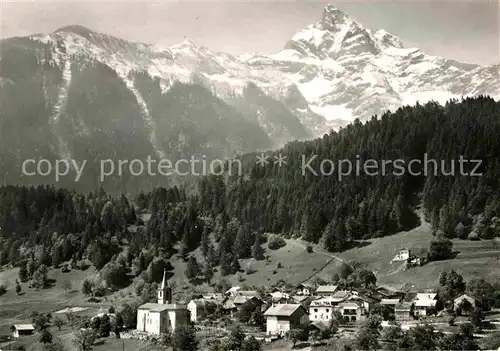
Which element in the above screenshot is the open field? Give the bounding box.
[0,264,140,336]
[0,324,166,351]
[318,220,500,290]
[166,238,337,293]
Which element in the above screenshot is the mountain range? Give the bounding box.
[1,4,499,191]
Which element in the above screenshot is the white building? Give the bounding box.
[392,248,410,262]
[337,301,367,323]
[11,324,35,338]
[309,295,346,322]
[264,304,308,336]
[187,299,207,323]
[136,270,189,335]
[413,293,438,317]
[296,283,314,296]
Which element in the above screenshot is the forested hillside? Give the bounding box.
[1,97,499,282]
[202,96,500,247]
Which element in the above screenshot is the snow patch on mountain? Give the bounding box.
[22,6,500,141]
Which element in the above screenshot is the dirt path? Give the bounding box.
[287,239,348,265]
[286,239,349,284]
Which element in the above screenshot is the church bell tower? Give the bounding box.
[157,269,172,304]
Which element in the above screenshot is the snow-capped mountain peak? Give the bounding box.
[320,5,352,30]
[2,4,499,163]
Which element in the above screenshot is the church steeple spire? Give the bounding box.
[158,269,171,304]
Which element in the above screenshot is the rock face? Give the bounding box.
[1,5,499,191]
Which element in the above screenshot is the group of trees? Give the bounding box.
[381,322,479,351]
[197,97,500,253]
[438,269,500,312]
[1,99,499,291]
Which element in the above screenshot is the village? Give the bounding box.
[4,248,500,350]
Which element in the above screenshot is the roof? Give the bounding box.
[310,296,346,306]
[338,302,362,309]
[13,324,35,331]
[270,291,290,299]
[332,290,351,299]
[202,293,224,300]
[380,299,401,305]
[415,299,437,307]
[403,292,418,302]
[309,321,329,331]
[316,285,338,293]
[264,304,305,317]
[236,290,259,297]
[348,294,378,304]
[138,303,186,312]
[233,296,261,305]
[299,282,314,288]
[416,293,437,301]
[293,295,310,303]
[454,294,477,303]
[188,299,209,307]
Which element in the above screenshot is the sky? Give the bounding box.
[1,0,499,65]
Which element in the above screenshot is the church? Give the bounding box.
[136,270,189,335]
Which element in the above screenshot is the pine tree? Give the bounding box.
[252,232,264,260]
[220,254,233,276]
[18,261,29,282]
[201,226,211,259]
[233,226,253,259]
[230,254,241,274]
[185,256,201,281]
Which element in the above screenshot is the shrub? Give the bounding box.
[0,285,7,296]
[267,235,286,250]
[306,245,313,253]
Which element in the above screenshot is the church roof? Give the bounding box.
[160,269,169,290]
[138,303,186,312]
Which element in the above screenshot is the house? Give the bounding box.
[454,294,477,315]
[315,285,339,297]
[392,248,410,262]
[233,295,262,311]
[330,290,351,301]
[337,301,367,323]
[222,298,237,316]
[221,292,262,318]
[308,321,329,334]
[413,293,438,317]
[296,283,314,296]
[11,324,35,338]
[264,304,309,336]
[380,298,402,313]
[395,302,412,321]
[136,270,189,335]
[406,256,421,268]
[309,297,337,322]
[270,291,290,303]
[308,292,351,322]
[346,293,376,313]
[375,287,404,299]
